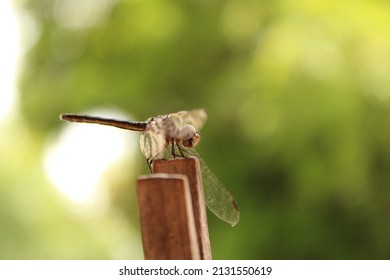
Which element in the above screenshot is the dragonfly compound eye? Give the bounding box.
[179,125,196,139]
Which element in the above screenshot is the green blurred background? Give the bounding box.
[1,0,390,259]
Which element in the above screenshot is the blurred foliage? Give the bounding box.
[2,0,390,259]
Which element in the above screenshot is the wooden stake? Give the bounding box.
[137,173,200,260]
[152,157,212,260]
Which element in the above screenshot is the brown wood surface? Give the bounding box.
[152,157,212,260]
[137,173,200,260]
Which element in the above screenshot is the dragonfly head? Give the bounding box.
[182,131,201,148]
[180,125,201,148]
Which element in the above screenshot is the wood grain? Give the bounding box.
[152,157,212,260]
[137,173,200,260]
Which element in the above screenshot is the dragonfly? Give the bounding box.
[60,109,239,226]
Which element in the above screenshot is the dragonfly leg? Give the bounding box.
[171,143,176,158]
[171,142,186,158]
[177,145,185,157]
[176,143,186,158]
[146,158,153,173]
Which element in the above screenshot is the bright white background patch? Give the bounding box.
[44,109,138,204]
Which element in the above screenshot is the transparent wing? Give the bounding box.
[139,129,167,160]
[184,148,240,226]
[169,108,208,131]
